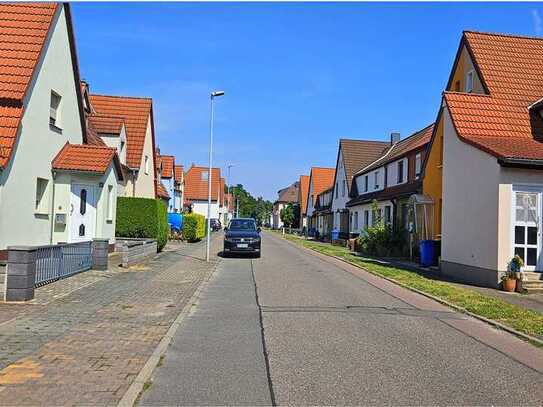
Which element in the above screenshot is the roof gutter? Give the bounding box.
[498,157,543,170]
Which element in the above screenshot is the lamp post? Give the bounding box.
[227,164,234,223]
[206,90,225,263]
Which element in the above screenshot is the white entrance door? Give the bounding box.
[513,190,542,271]
[70,184,96,242]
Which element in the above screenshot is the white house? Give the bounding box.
[306,167,335,231]
[184,165,222,220]
[272,182,299,229]
[89,91,158,200]
[174,165,184,212]
[330,139,389,238]
[0,3,124,258]
[156,153,182,212]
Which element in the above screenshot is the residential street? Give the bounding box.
[142,231,543,406]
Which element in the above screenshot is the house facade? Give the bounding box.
[347,125,433,240]
[423,31,543,288]
[272,181,299,229]
[306,167,335,233]
[331,139,389,238]
[89,93,158,200]
[314,187,334,239]
[156,153,182,212]
[298,175,310,228]
[174,165,184,212]
[184,166,222,220]
[0,3,123,257]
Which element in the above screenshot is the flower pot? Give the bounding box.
[502,278,517,292]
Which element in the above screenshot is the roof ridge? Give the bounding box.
[443,90,491,97]
[89,92,153,102]
[339,138,390,144]
[464,29,543,42]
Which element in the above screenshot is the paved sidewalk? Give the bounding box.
[0,235,222,406]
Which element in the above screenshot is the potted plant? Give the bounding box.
[502,255,522,292]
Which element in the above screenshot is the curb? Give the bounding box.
[280,235,543,348]
[117,261,219,407]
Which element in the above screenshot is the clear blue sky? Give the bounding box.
[72,2,541,201]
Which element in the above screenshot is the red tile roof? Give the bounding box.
[52,143,122,179]
[156,181,170,200]
[309,167,335,205]
[339,139,390,191]
[89,94,153,169]
[299,175,310,215]
[276,182,299,203]
[85,119,107,147]
[184,166,222,203]
[158,154,174,178]
[174,165,183,183]
[0,3,58,168]
[358,124,434,175]
[444,31,543,160]
[88,114,124,135]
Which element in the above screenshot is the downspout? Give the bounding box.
[132,169,136,197]
[49,170,57,244]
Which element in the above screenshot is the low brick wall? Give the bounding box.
[116,238,158,268]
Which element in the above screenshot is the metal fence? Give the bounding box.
[35,241,92,287]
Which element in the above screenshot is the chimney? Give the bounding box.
[390,132,401,145]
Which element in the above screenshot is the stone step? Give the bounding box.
[520,280,543,288]
[522,272,543,281]
[523,287,543,294]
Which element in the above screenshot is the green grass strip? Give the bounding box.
[283,235,543,339]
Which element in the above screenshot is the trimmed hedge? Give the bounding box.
[183,213,206,242]
[116,197,168,251]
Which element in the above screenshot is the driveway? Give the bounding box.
[141,231,543,405]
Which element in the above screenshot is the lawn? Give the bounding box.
[283,234,543,341]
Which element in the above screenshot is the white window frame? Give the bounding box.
[50,90,61,128]
[354,211,358,230]
[511,187,543,271]
[35,177,49,214]
[465,70,474,93]
[415,153,422,179]
[364,175,369,192]
[374,171,379,190]
[144,155,150,175]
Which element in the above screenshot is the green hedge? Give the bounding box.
[116,197,168,251]
[183,213,206,242]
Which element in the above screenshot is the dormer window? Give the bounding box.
[374,172,379,189]
[465,70,474,93]
[201,170,208,181]
[50,91,61,128]
[364,175,368,192]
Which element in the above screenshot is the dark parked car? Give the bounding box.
[223,218,261,257]
[210,218,222,232]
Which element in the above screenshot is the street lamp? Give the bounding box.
[206,90,225,262]
[227,164,234,223]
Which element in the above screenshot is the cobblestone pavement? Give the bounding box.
[0,235,222,406]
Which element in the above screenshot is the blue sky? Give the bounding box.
[72,2,542,201]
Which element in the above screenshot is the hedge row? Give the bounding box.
[116,197,168,251]
[183,213,206,242]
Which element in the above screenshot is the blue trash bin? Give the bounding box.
[420,240,436,267]
[331,229,339,241]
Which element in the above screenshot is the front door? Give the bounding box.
[513,189,542,272]
[70,184,96,242]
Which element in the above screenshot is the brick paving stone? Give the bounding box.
[0,234,222,405]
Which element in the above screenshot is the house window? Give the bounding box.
[35,178,49,213]
[336,182,339,198]
[397,160,404,184]
[415,153,422,178]
[350,213,353,230]
[354,211,358,230]
[513,191,540,268]
[144,156,149,175]
[107,185,114,221]
[50,91,61,127]
[364,175,368,192]
[465,70,474,93]
[454,80,460,92]
[364,210,369,228]
[374,172,379,189]
[201,170,209,181]
[79,189,87,215]
[384,205,391,225]
[342,180,346,197]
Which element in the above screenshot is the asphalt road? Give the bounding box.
[141,231,543,406]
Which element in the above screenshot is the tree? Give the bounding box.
[280,203,300,228]
[229,184,273,226]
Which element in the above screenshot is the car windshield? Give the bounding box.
[228,220,256,231]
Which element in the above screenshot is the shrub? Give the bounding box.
[116,197,168,251]
[183,213,206,242]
